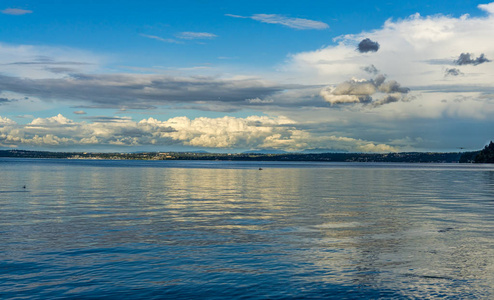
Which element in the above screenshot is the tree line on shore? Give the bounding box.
[0,142,492,163]
[463,141,494,163]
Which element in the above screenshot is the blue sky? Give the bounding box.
[1,1,493,152]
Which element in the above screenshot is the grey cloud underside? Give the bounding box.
[357,38,380,53]
[445,68,462,76]
[320,74,410,106]
[81,116,133,123]
[4,57,92,74]
[0,74,286,109]
[246,85,334,109]
[425,58,455,65]
[370,94,401,107]
[377,76,410,94]
[6,55,91,66]
[0,97,22,104]
[362,65,379,74]
[412,84,494,94]
[73,104,158,110]
[166,104,242,113]
[455,53,491,65]
[166,89,332,111]
[44,67,80,74]
[426,54,491,66]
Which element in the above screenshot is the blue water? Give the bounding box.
[1,158,493,299]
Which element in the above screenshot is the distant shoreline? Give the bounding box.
[0,149,482,163]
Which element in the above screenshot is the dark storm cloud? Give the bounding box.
[455,53,491,66]
[0,73,285,109]
[357,38,380,53]
[445,68,463,77]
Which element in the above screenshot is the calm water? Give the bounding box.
[1,158,493,299]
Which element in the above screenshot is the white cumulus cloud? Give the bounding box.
[479,2,494,14]
[286,7,494,88]
[0,114,397,152]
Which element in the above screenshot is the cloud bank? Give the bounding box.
[0,73,284,109]
[0,114,396,152]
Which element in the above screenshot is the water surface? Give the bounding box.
[1,158,493,299]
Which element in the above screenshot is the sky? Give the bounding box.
[0,0,493,153]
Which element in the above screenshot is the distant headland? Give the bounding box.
[1,142,493,163]
[464,141,494,163]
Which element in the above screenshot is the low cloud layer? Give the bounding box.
[357,38,380,53]
[320,74,410,106]
[0,73,284,109]
[0,114,397,152]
